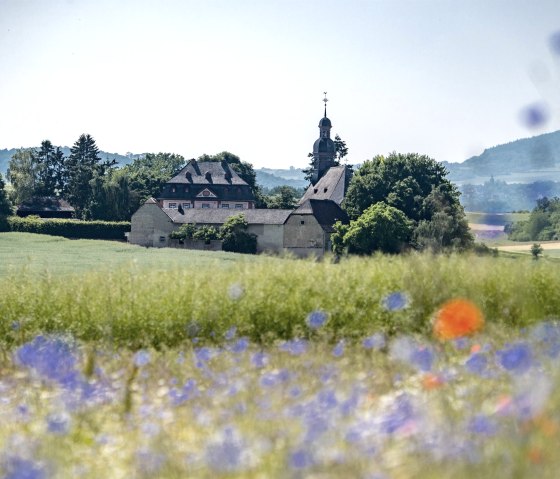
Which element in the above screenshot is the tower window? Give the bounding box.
[300,220,305,225]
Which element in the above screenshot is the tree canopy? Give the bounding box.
[506,196,560,241]
[339,152,472,253]
[332,202,412,255]
[0,173,12,230]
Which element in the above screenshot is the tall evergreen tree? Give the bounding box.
[65,134,114,218]
[35,140,66,197]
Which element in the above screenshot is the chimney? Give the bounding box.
[205,171,212,183]
[185,171,192,182]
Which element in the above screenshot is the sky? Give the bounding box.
[1,0,560,169]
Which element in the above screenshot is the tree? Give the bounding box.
[6,148,39,205]
[35,140,66,197]
[65,134,115,218]
[342,152,472,251]
[0,173,12,230]
[121,153,185,210]
[220,214,257,254]
[531,243,543,260]
[333,134,348,163]
[331,202,413,255]
[265,185,299,209]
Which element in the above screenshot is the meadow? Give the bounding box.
[2,232,560,477]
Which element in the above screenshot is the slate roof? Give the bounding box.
[17,197,75,212]
[299,165,348,206]
[167,159,248,186]
[163,208,293,225]
[294,199,349,233]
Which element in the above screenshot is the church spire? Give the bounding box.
[311,93,336,184]
[323,91,328,117]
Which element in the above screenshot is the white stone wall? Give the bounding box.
[129,203,175,247]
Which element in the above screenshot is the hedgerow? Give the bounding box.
[7,216,130,240]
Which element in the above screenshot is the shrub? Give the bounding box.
[192,225,219,244]
[169,223,197,240]
[220,214,257,254]
[7,216,130,240]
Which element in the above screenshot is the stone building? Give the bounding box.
[129,99,351,256]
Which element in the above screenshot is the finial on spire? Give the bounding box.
[323,91,328,117]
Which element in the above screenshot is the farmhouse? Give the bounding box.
[129,101,351,256]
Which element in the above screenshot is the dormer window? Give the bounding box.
[171,186,176,193]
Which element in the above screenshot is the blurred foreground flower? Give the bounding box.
[433,299,484,340]
[382,292,409,311]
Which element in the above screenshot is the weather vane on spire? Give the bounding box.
[323,91,328,117]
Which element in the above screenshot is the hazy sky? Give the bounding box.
[1,0,560,169]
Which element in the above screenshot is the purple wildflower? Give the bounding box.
[332,340,345,357]
[382,292,409,311]
[550,31,560,55]
[306,310,327,329]
[289,448,314,469]
[225,326,237,340]
[46,412,71,435]
[363,332,386,350]
[279,339,308,356]
[204,427,246,473]
[465,352,488,376]
[3,457,46,479]
[251,351,268,368]
[231,337,249,354]
[496,342,533,373]
[520,103,548,128]
[467,414,497,436]
[133,350,150,367]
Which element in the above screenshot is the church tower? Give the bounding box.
[311,93,337,184]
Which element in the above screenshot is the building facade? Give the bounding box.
[158,159,256,210]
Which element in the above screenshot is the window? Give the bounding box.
[235,204,243,209]
[171,186,176,193]
[168,203,177,209]
[222,204,230,208]
[182,203,191,209]
[159,236,165,242]
[300,220,305,225]
[202,190,210,197]
[202,203,210,209]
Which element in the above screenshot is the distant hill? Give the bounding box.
[444,130,560,185]
[255,168,307,191]
[0,147,143,176]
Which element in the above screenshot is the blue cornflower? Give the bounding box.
[279,339,308,356]
[332,340,345,357]
[496,342,533,373]
[317,389,338,409]
[251,351,268,368]
[381,393,415,435]
[194,347,213,362]
[362,333,386,350]
[521,103,548,128]
[47,412,71,435]
[382,292,409,311]
[133,350,150,367]
[231,337,249,354]
[465,353,488,376]
[136,448,166,475]
[169,379,198,406]
[204,427,246,473]
[410,346,434,372]
[306,311,327,329]
[550,31,560,55]
[3,457,46,479]
[467,414,497,436]
[15,335,80,388]
[225,326,237,340]
[289,449,314,469]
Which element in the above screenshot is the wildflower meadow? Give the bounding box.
[2,233,560,477]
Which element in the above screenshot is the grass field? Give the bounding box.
[0,232,262,277]
[3,232,560,477]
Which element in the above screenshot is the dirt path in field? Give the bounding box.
[497,242,560,252]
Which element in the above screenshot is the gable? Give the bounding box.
[196,188,217,198]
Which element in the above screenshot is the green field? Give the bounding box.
[2,232,560,348]
[0,232,262,277]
